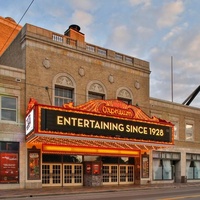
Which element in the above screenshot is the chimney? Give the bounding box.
[64,24,85,42]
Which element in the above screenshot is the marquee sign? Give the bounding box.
[26,99,174,145]
[40,108,171,143]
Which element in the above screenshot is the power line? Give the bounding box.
[0,0,35,53]
[0,76,151,110]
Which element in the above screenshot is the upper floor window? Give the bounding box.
[0,96,17,122]
[185,123,194,141]
[172,121,179,140]
[87,81,106,101]
[169,116,179,140]
[53,74,76,106]
[116,88,133,105]
[117,97,132,105]
[88,92,105,101]
[55,86,73,106]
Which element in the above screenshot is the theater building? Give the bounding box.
[0,21,200,189]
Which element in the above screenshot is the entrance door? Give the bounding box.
[103,164,134,185]
[102,165,118,185]
[63,164,83,186]
[42,164,62,186]
[119,165,134,184]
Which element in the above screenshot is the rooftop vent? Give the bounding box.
[69,24,80,32]
[64,24,81,36]
[64,24,84,42]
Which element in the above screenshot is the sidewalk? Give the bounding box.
[0,182,200,199]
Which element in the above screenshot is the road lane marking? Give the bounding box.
[158,194,200,200]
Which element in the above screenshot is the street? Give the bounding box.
[6,186,200,200]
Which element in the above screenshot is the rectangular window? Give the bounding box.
[185,123,194,141]
[117,97,132,105]
[172,121,179,140]
[0,96,17,122]
[153,159,173,180]
[88,92,105,101]
[55,86,73,106]
[186,154,200,180]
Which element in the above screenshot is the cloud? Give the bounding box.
[68,0,98,11]
[70,10,94,27]
[109,25,132,49]
[157,0,184,28]
[162,23,188,41]
[129,0,151,7]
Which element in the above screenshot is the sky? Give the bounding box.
[1,0,200,107]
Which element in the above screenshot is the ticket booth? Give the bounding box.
[84,161,102,186]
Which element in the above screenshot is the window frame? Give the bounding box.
[53,73,76,106]
[87,81,107,102]
[171,121,179,140]
[117,97,132,105]
[54,85,74,106]
[0,95,17,122]
[116,87,133,105]
[88,91,105,101]
[185,121,194,141]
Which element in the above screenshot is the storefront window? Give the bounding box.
[0,141,19,183]
[163,160,172,179]
[43,154,83,163]
[63,155,82,163]
[101,156,134,164]
[43,154,62,162]
[102,156,119,164]
[153,159,173,180]
[119,157,134,164]
[186,159,200,179]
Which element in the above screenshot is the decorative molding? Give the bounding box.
[89,83,104,93]
[56,76,73,87]
[43,58,50,69]
[135,80,140,90]
[108,74,114,83]
[78,67,85,77]
[118,89,131,99]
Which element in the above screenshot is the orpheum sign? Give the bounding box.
[26,99,174,144]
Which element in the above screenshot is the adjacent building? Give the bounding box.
[0,16,22,55]
[0,19,200,189]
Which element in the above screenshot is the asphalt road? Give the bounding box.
[6,186,200,200]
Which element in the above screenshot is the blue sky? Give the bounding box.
[1,0,200,107]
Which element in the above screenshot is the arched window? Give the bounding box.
[53,73,76,106]
[116,87,133,105]
[87,81,107,101]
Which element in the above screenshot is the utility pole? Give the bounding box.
[171,56,174,102]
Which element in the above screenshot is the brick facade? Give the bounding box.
[1,19,200,189]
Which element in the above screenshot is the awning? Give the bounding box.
[26,133,173,157]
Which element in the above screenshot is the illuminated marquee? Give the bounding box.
[41,109,170,142]
[37,99,173,144]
